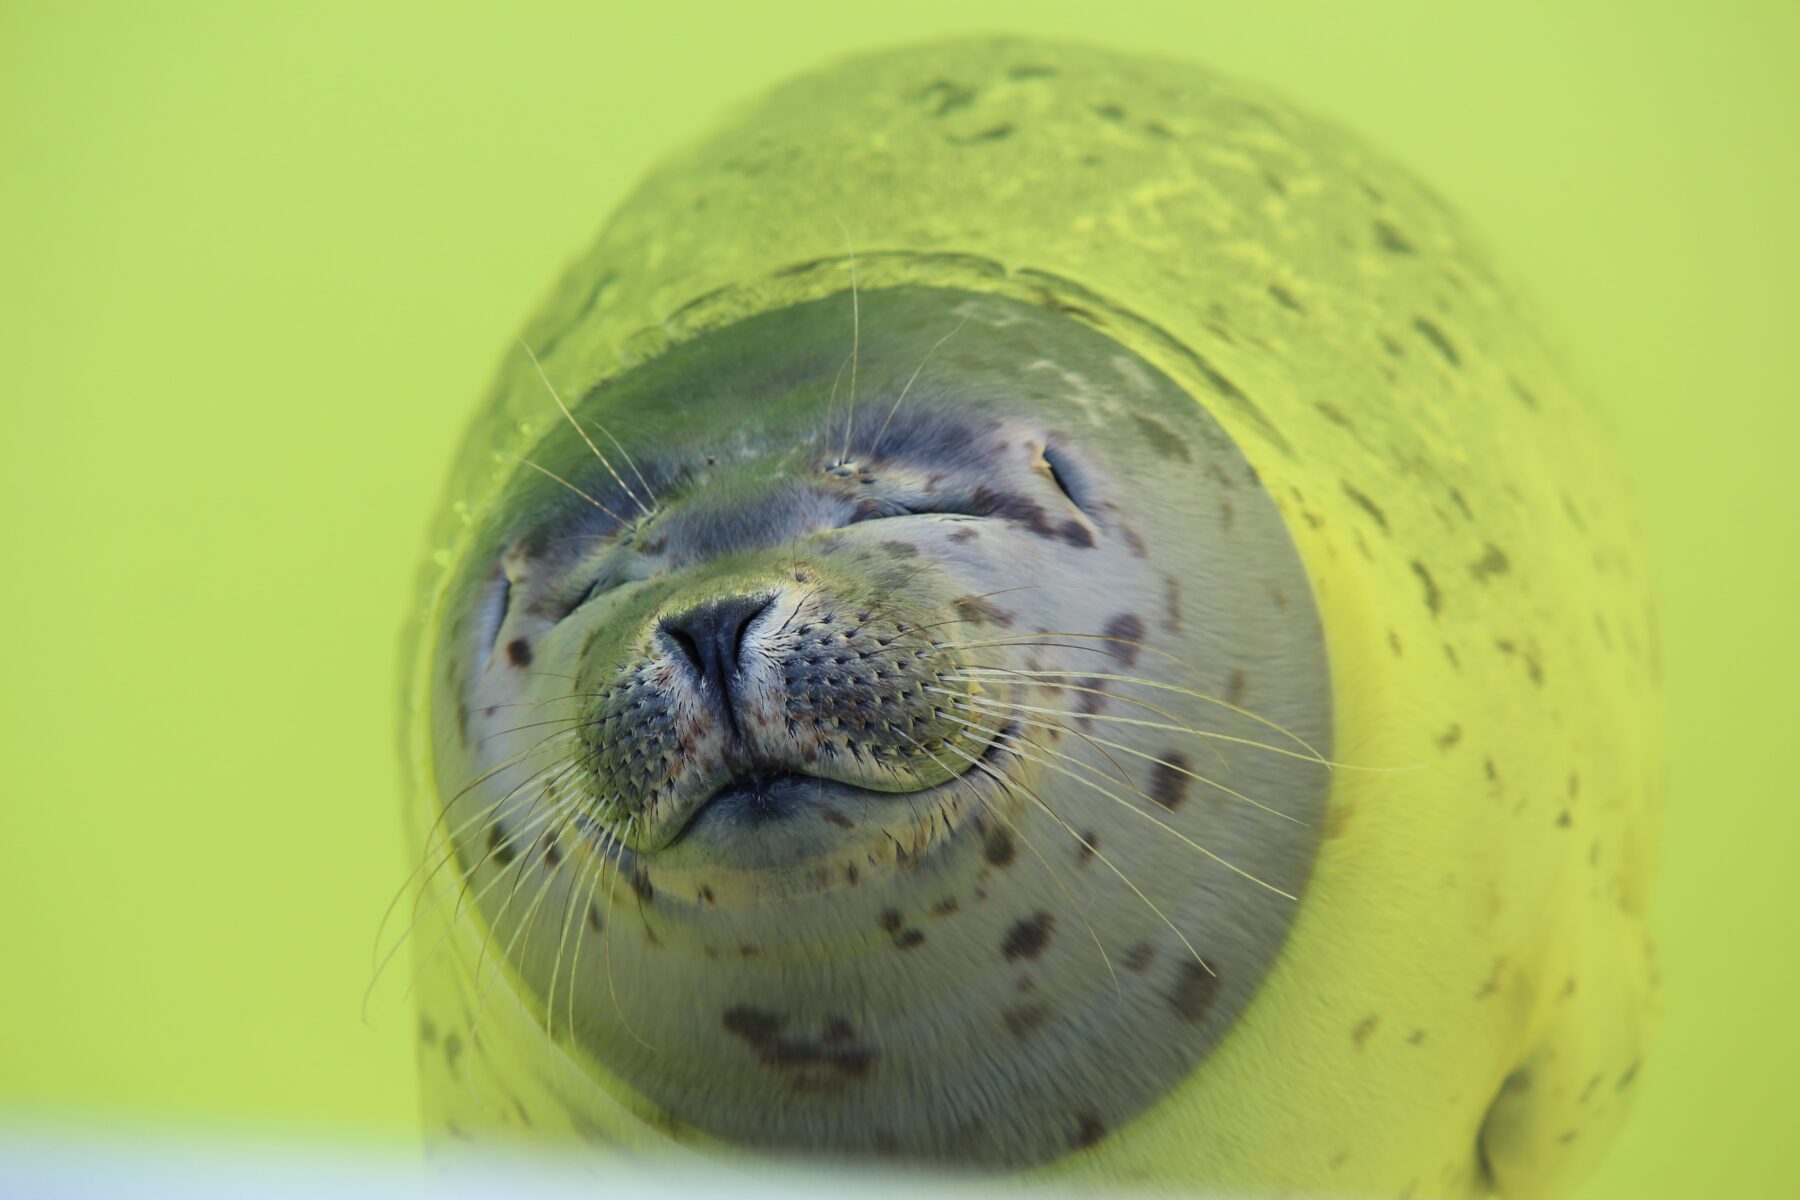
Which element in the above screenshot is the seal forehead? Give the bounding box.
[427,285,1331,1168]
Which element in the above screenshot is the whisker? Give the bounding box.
[578,416,658,512]
[521,340,652,518]
[868,316,967,460]
[949,666,1325,762]
[835,221,860,465]
[896,727,1120,993]
[950,688,1301,824]
[498,451,627,525]
[938,687,1349,771]
[945,708,1297,901]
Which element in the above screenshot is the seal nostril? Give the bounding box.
[659,594,776,731]
[665,625,704,677]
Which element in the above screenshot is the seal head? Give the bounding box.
[429,284,1330,1166]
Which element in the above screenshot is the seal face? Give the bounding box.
[429,285,1331,1166]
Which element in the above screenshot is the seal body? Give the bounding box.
[400,37,1662,1199]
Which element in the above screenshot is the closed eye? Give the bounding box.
[475,572,512,667]
[1040,442,1092,513]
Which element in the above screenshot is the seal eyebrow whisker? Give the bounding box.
[868,314,968,460]
[835,220,861,466]
[577,415,659,513]
[521,340,654,517]
[498,451,627,525]
[821,349,852,464]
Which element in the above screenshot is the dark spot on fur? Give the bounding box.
[1315,401,1353,428]
[1004,1004,1049,1039]
[1076,680,1108,716]
[1352,1014,1381,1046]
[819,805,855,830]
[1509,375,1541,411]
[1162,575,1183,631]
[1008,62,1057,79]
[949,123,1015,144]
[948,526,978,543]
[1321,804,1351,839]
[1103,613,1145,665]
[721,1007,875,1078]
[1470,543,1510,582]
[1123,942,1156,972]
[1226,670,1247,706]
[442,1032,464,1073]
[486,823,516,868]
[919,79,976,116]
[1374,220,1416,254]
[1412,316,1460,367]
[970,485,1055,538]
[1122,526,1148,558]
[587,902,602,932]
[1168,961,1220,1022]
[1002,912,1056,961]
[418,1017,438,1046]
[1149,754,1193,810]
[954,594,1016,628]
[1436,724,1462,751]
[893,928,926,950]
[1131,413,1193,462]
[878,908,904,934]
[1073,1112,1108,1148]
[984,827,1017,868]
[1076,831,1098,864]
[1411,560,1442,616]
[879,540,919,558]
[506,637,532,667]
[932,895,960,916]
[1341,481,1389,533]
[1187,348,1252,407]
[1058,519,1096,548]
[1268,283,1305,313]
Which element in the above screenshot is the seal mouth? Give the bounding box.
[662,719,1020,852]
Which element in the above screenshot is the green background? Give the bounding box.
[2,2,1793,1195]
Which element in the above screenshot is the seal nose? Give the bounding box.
[660,594,774,728]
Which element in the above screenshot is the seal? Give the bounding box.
[396,37,1662,1200]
